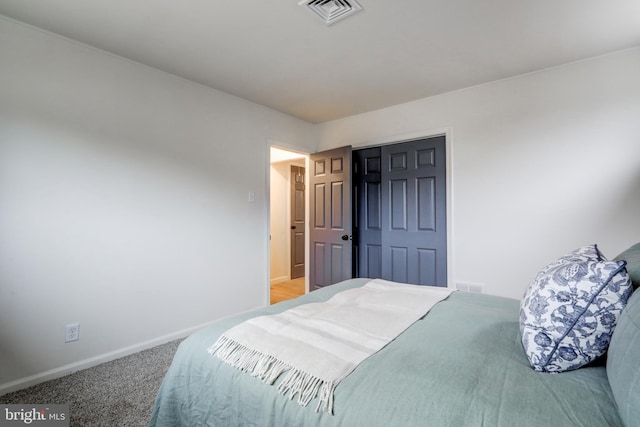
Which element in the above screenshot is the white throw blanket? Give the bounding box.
[208,279,454,414]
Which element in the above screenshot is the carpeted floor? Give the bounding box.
[0,338,183,426]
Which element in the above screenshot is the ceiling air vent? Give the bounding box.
[298,0,363,26]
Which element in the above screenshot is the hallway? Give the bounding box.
[270,277,305,304]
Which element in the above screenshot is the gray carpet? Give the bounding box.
[0,338,183,426]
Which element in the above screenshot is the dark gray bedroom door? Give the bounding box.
[309,146,352,290]
[290,165,305,279]
[354,136,447,286]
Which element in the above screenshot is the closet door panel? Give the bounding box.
[381,137,447,287]
[354,136,446,287]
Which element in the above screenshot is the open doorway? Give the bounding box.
[269,147,308,304]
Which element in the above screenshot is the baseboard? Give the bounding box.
[270,276,289,285]
[0,320,218,397]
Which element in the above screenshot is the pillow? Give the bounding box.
[569,244,603,261]
[607,287,640,427]
[519,244,632,373]
[614,242,640,290]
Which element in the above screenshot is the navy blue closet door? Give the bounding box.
[354,136,447,286]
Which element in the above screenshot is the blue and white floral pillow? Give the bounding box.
[519,244,632,373]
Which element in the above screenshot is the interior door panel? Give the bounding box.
[309,146,352,289]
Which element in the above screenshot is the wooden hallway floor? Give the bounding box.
[270,277,305,304]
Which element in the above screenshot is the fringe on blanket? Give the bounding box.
[208,335,337,414]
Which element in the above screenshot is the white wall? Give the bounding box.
[270,162,289,283]
[0,18,316,391]
[317,47,640,299]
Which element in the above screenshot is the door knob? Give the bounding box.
[291,226,297,230]
[341,234,350,241]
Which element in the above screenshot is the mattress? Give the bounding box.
[149,278,622,426]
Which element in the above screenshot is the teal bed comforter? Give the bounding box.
[149,279,622,426]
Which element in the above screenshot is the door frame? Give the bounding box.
[347,127,454,289]
[265,127,454,306]
[267,141,311,303]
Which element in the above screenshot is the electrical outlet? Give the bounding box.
[456,282,486,294]
[65,323,80,343]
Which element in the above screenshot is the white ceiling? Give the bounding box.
[1,0,639,123]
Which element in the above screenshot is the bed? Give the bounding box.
[149,243,640,427]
